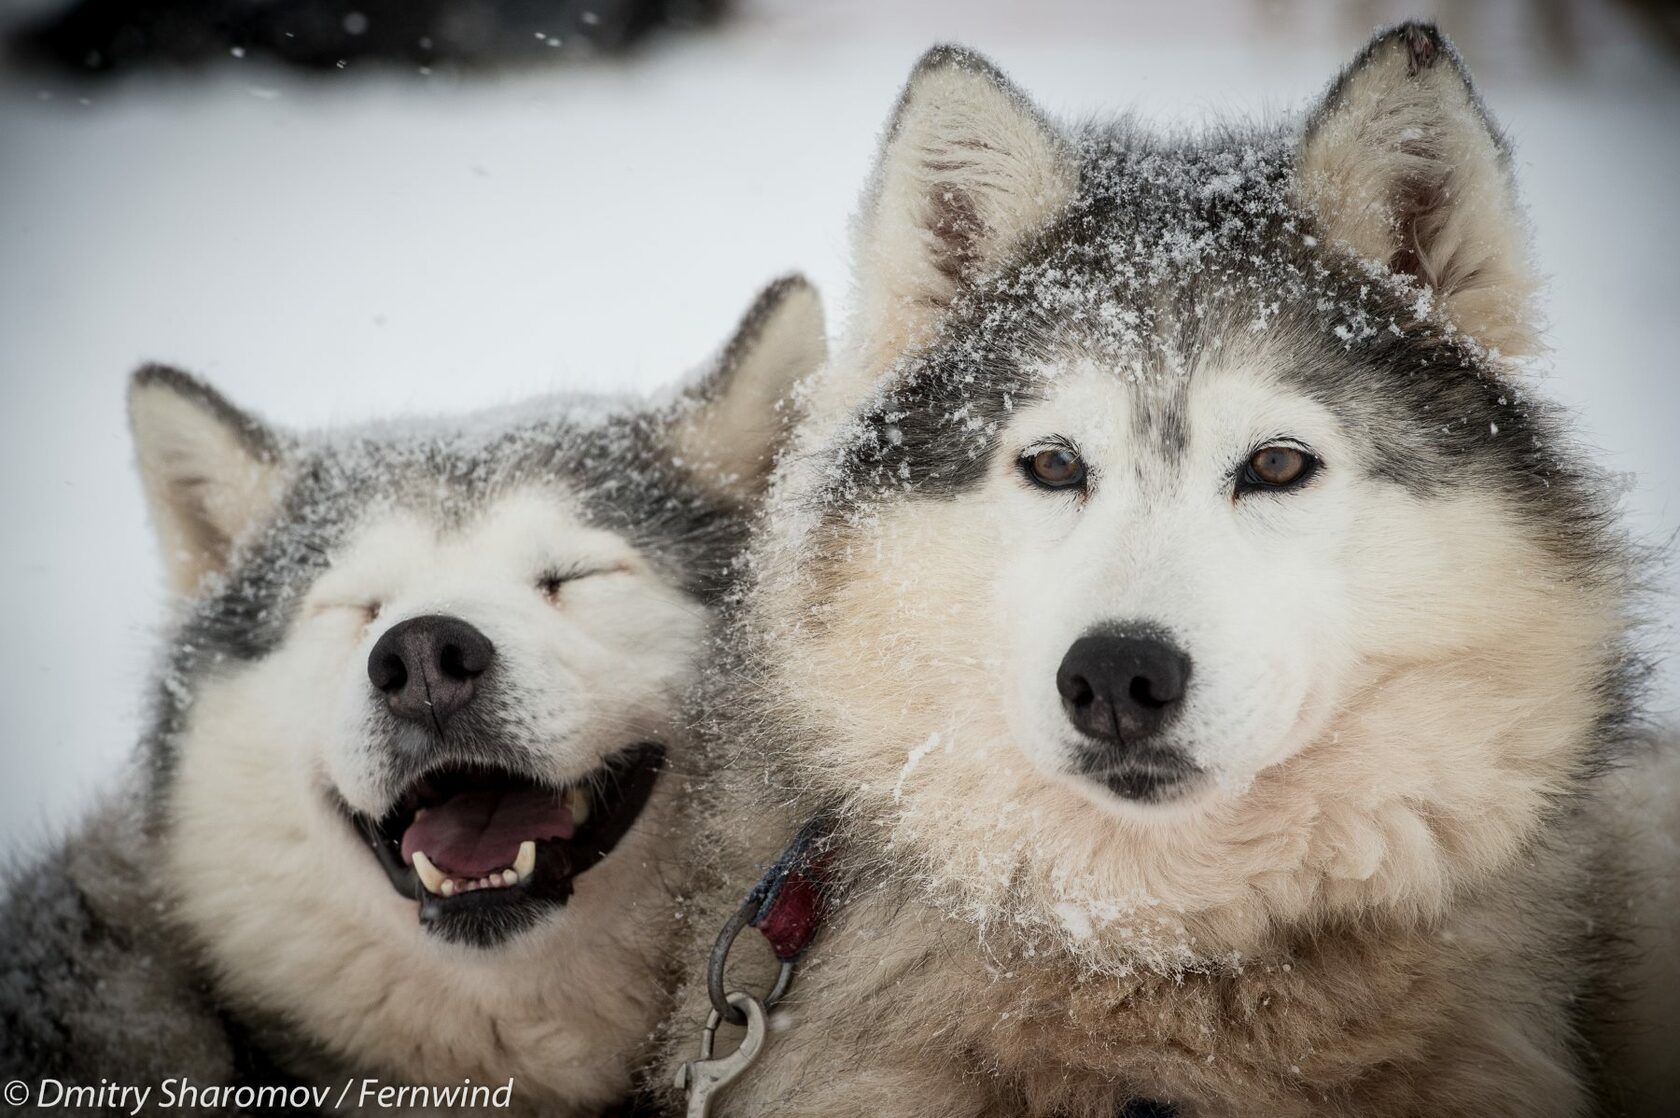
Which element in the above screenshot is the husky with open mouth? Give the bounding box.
[659,28,1676,1118]
[0,277,825,1114]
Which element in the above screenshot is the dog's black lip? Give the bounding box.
[1095,766,1198,804]
[1073,742,1202,804]
[342,742,666,912]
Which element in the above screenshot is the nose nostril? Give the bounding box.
[437,641,488,681]
[1129,675,1170,710]
[1067,675,1095,707]
[373,654,407,694]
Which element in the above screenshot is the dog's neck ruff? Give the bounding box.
[703,821,1179,1117]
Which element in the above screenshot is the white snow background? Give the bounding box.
[2,0,1676,855]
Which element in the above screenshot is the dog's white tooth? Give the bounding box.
[569,787,591,826]
[478,876,491,890]
[440,878,456,898]
[514,840,536,881]
[501,869,518,887]
[411,851,446,895]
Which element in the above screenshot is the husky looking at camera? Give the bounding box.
[659,28,1676,1118]
[0,277,825,1115]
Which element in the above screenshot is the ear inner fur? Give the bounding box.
[850,45,1078,370]
[127,364,287,595]
[670,274,827,503]
[1294,21,1538,355]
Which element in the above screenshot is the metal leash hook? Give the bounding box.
[678,820,830,1115]
[673,991,767,1118]
[707,892,796,1025]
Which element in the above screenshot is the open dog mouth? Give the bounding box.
[345,743,663,945]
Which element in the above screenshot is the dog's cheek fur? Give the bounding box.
[1304,489,1623,903]
[790,496,1017,788]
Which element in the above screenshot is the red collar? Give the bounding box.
[706,819,833,1024]
[746,836,830,961]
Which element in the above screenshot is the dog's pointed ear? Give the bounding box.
[854,45,1077,361]
[671,275,827,502]
[128,365,287,594]
[1295,22,1537,355]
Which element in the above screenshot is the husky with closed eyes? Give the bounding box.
[0,277,826,1114]
[660,27,1677,1118]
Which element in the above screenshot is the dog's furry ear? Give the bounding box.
[672,275,827,501]
[1296,22,1537,355]
[854,45,1077,361]
[129,365,286,594]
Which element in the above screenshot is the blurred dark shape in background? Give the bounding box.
[6,0,725,76]
[1620,0,1680,54]
[1260,0,1680,68]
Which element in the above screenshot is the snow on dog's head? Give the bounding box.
[751,30,1636,970]
[123,278,823,1099]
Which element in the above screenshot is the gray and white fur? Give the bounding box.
[657,26,1676,1118]
[1,276,826,1115]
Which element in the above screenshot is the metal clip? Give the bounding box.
[673,991,767,1118]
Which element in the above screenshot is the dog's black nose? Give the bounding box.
[1057,629,1191,746]
[367,615,495,728]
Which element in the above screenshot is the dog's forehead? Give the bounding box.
[299,406,685,529]
[326,481,623,567]
[1009,133,1305,335]
[1011,351,1312,461]
[182,417,649,632]
[989,127,1451,390]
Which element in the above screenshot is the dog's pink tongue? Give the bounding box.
[400,787,575,877]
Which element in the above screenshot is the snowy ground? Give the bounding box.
[2,0,1676,855]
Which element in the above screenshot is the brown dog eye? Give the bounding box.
[1024,446,1087,490]
[1240,445,1318,493]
